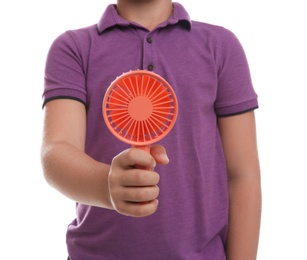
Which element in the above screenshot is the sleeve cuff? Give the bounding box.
[215,98,258,117]
[42,88,87,108]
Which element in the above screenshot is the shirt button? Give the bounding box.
[147,37,153,44]
[147,64,154,71]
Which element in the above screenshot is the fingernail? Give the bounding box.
[160,154,169,162]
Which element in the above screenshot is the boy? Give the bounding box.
[41,0,261,259]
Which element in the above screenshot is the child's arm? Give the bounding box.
[218,111,261,260]
[41,99,168,217]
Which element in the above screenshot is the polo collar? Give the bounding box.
[97,2,191,33]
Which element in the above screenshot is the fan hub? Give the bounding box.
[128,96,153,121]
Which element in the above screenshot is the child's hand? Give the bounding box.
[108,145,169,217]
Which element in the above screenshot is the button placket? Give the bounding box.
[143,33,155,71]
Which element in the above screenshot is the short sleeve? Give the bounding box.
[214,28,258,116]
[42,32,87,107]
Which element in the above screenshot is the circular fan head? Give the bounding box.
[102,70,178,147]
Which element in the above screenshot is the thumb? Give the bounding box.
[150,144,169,165]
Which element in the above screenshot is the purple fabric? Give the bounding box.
[43,3,258,259]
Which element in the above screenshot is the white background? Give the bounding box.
[1,0,306,259]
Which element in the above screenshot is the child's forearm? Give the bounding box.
[41,141,113,209]
[226,175,262,260]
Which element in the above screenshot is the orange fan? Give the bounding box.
[102,70,178,153]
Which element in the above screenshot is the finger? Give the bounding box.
[150,144,169,165]
[122,185,160,203]
[121,169,160,187]
[113,148,156,169]
[116,199,159,217]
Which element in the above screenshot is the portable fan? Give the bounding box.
[102,70,178,153]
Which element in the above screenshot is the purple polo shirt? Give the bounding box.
[43,3,258,259]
